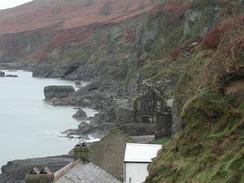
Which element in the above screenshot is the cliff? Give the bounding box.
[0,0,243,182]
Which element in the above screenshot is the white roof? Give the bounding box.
[124,143,162,163]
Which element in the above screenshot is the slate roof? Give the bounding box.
[124,143,162,163]
[55,162,121,183]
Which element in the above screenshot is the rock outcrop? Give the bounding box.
[72,108,87,120]
[0,71,5,77]
[44,86,75,100]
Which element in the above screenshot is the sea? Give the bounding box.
[0,70,97,171]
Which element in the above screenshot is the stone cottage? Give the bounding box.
[134,89,172,137]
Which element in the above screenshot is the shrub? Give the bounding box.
[202,13,244,50]
[170,47,181,61]
[239,103,244,109]
[202,26,227,49]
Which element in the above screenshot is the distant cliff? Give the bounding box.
[0,0,155,64]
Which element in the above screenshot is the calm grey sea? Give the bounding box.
[0,70,96,171]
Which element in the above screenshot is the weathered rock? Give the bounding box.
[75,90,114,109]
[47,64,80,79]
[0,62,27,71]
[6,74,18,77]
[72,108,87,120]
[32,64,78,79]
[64,122,115,139]
[32,63,91,81]
[78,123,102,134]
[44,86,75,100]
[32,64,55,78]
[171,99,182,134]
[75,80,102,96]
[75,81,81,86]
[50,97,72,106]
[184,9,201,37]
[0,71,5,77]
[64,64,96,81]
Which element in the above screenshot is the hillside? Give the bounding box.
[0,0,243,182]
[0,0,156,64]
[0,0,154,35]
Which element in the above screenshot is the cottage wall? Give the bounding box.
[133,90,172,137]
[124,163,149,183]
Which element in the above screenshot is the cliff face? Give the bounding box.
[0,0,154,35]
[140,0,244,182]
[0,0,243,182]
[0,0,155,64]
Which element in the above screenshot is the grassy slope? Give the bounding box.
[143,0,244,182]
[146,88,244,183]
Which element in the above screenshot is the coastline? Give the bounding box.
[0,65,100,180]
[0,62,155,182]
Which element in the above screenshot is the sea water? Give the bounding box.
[0,70,96,171]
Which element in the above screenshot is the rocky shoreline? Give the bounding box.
[0,62,158,183]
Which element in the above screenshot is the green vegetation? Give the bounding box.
[240,103,244,110]
[141,1,244,182]
[150,138,170,145]
[146,88,244,183]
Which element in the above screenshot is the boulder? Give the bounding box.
[72,108,88,120]
[75,81,81,86]
[32,64,55,78]
[78,123,99,134]
[44,86,75,100]
[80,122,114,137]
[64,64,96,81]
[0,71,5,77]
[6,74,18,77]
[32,63,80,79]
[63,122,114,138]
[76,80,102,96]
[73,90,112,109]
[50,97,72,106]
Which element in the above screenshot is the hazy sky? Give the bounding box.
[0,0,33,10]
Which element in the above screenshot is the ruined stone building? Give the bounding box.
[133,89,172,137]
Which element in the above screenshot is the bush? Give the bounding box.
[170,47,181,61]
[202,26,226,49]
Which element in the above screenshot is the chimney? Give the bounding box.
[25,167,54,183]
[74,142,89,162]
